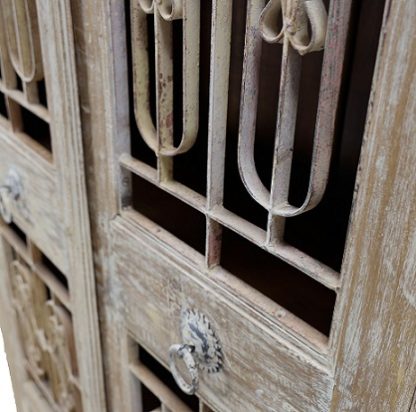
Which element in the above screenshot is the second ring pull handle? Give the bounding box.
[168,309,223,396]
[168,344,199,395]
[0,169,25,224]
[0,185,13,223]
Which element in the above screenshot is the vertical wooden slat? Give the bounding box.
[36,0,107,408]
[154,12,174,182]
[205,0,233,268]
[6,97,23,131]
[23,81,39,104]
[237,0,269,209]
[0,237,29,412]
[267,40,301,244]
[0,5,17,88]
[129,362,193,412]
[330,1,416,409]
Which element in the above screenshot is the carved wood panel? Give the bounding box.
[1,223,82,412]
[0,0,51,156]
[0,1,106,411]
[66,0,416,410]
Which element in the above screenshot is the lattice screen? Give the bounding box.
[1,223,82,412]
[0,1,51,155]
[119,0,385,340]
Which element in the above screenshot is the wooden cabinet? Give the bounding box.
[0,1,105,411]
[1,0,416,411]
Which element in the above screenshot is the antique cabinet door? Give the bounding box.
[0,1,105,411]
[73,0,416,411]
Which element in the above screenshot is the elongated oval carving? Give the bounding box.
[259,0,327,54]
[2,0,43,82]
[237,0,343,219]
[131,0,200,157]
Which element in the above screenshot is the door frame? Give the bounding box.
[72,0,416,410]
[0,1,106,411]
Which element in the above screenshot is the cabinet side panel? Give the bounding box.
[332,0,416,410]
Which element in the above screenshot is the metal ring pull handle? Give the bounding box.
[168,309,223,395]
[0,185,13,223]
[168,344,199,395]
[0,170,24,224]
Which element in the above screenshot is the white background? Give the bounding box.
[0,331,17,412]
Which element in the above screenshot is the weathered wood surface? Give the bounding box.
[68,0,416,411]
[0,132,67,272]
[112,215,334,412]
[23,381,56,412]
[70,0,131,409]
[330,0,416,410]
[0,0,106,410]
[35,0,106,410]
[0,236,28,412]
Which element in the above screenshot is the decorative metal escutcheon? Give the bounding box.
[0,169,23,224]
[168,309,223,395]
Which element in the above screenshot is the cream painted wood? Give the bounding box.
[23,381,55,412]
[112,215,333,411]
[0,236,27,412]
[0,0,106,411]
[71,0,416,411]
[0,134,67,272]
[330,0,416,409]
[36,2,106,408]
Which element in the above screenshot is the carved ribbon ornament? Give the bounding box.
[132,0,200,156]
[238,0,330,219]
[259,0,327,54]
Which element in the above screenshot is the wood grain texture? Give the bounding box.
[112,216,333,412]
[67,0,416,411]
[69,0,131,409]
[330,0,416,410]
[0,0,107,410]
[35,0,107,410]
[0,237,27,412]
[23,381,55,412]
[0,133,67,273]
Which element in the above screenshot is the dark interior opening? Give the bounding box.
[138,345,199,411]
[220,227,336,335]
[15,75,23,92]
[130,173,206,255]
[19,104,52,152]
[37,80,48,108]
[0,91,7,119]
[41,253,69,291]
[8,222,27,245]
[138,381,160,412]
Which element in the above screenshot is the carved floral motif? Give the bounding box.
[10,261,79,412]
